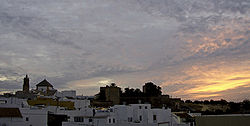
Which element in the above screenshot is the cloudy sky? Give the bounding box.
[0,0,249,101]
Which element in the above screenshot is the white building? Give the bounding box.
[0,96,92,126]
[0,97,28,108]
[62,104,188,126]
[20,107,48,126]
[62,90,76,98]
[36,79,54,92]
[56,90,77,99]
[0,96,188,126]
[0,107,24,126]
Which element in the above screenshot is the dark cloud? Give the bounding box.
[0,81,21,90]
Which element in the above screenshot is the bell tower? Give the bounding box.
[23,74,29,93]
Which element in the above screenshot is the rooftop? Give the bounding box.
[0,107,22,118]
[36,79,53,87]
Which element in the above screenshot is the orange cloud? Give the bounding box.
[193,94,220,99]
[161,59,250,101]
[160,17,250,101]
[178,18,249,57]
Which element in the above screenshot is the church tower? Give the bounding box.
[23,74,29,93]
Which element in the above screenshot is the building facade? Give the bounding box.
[100,83,121,105]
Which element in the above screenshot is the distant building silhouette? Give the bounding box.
[23,74,29,93]
[16,76,57,98]
[93,82,183,109]
[16,75,35,99]
[35,79,56,96]
[36,79,53,92]
[94,83,121,106]
[100,83,121,105]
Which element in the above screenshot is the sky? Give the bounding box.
[0,0,249,101]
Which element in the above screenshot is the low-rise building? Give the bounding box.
[195,114,250,126]
[62,104,188,126]
[35,79,57,96]
[0,107,24,126]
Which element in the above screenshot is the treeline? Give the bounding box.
[95,82,162,101]
[121,82,162,97]
[185,99,228,105]
[185,99,250,114]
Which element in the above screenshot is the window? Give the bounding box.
[128,117,132,122]
[80,117,84,122]
[139,116,142,121]
[26,117,29,121]
[153,115,157,121]
[145,106,147,109]
[139,106,142,109]
[109,118,111,123]
[113,118,115,123]
[74,117,84,122]
[89,118,93,122]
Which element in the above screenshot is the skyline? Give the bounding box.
[0,0,249,102]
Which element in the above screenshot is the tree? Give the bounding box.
[219,99,228,105]
[134,88,143,96]
[110,83,116,87]
[143,82,162,96]
[243,99,250,110]
[122,87,144,97]
[194,100,202,104]
[95,90,106,101]
[210,100,215,105]
[185,100,192,103]
[229,102,241,113]
[204,100,209,104]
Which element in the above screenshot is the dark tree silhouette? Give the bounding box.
[243,99,250,110]
[95,90,106,101]
[185,100,192,103]
[229,102,241,113]
[122,88,143,97]
[143,82,162,96]
[204,100,209,104]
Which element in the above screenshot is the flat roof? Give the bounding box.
[0,107,22,118]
